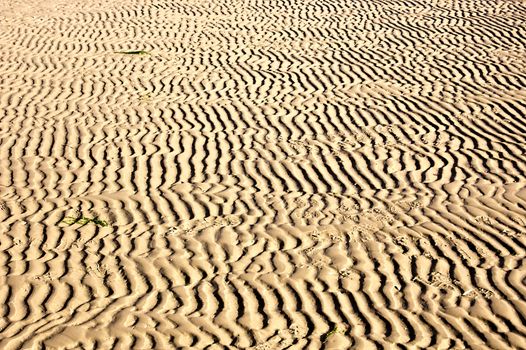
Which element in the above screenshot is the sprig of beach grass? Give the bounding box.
[114,50,150,55]
[322,326,339,343]
[62,215,108,227]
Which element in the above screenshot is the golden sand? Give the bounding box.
[0,0,525,348]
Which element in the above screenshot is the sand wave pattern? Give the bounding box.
[1,0,526,348]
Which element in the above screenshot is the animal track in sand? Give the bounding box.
[165,214,242,237]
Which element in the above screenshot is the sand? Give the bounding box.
[0,0,525,348]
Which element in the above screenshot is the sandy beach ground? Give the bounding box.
[1,0,526,348]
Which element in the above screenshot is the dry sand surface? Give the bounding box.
[1,0,526,348]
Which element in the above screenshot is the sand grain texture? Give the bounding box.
[1,0,526,349]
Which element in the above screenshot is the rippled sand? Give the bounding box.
[1,0,526,349]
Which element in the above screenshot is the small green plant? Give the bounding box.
[114,50,150,55]
[322,326,338,343]
[62,215,108,227]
